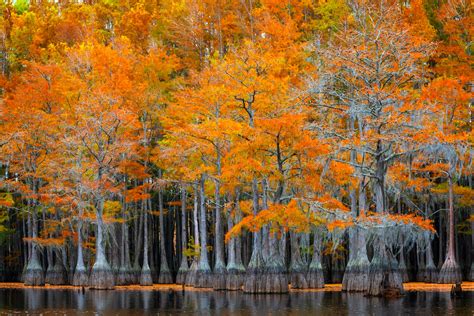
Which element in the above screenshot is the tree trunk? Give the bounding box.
[185,183,201,286]
[289,232,308,289]
[23,200,44,286]
[398,246,409,283]
[307,232,324,289]
[132,197,143,284]
[425,238,437,283]
[176,185,189,284]
[438,174,462,283]
[226,189,245,290]
[212,178,226,290]
[157,177,173,284]
[89,194,115,289]
[140,194,153,286]
[416,241,426,282]
[342,177,370,292]
[243,178,266,293]
[46,249,67,285]
[117,192,132,285]
[367,155,403,296]
[195,175,212,288]
[73,213,89,286]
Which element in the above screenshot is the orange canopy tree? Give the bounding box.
[63,40,140,289]
[306,0,435,296]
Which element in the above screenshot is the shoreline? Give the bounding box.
[0,282,472,292]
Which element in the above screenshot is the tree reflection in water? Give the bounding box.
[0,289,472,315]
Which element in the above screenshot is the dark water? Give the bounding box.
[0,289,473,315]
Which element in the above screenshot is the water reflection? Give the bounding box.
[0,288,472,315]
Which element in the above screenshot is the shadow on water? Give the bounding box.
[0,288,473,315]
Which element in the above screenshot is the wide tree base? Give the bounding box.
[185,269,197,286]
[194,269,213,288]
[342,263,369,292]
[243,266,289,294]
[176,269,188,285]
[367,259,404,297]
[212,266,227,290]
[225,267,245,290]
[116,268,134,285]
[130,265,141,284]
[307,267,325,289]
[23,267,45,286]
[157,270,174,284]
[438,258,462,284]
[45,264,67,285]
[72,268,89,286]
[89,268,115,290]
[290,268,308,289]
[139,269,153,286]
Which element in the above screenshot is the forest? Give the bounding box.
[0,0,472,298]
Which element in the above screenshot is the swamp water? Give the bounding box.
[0,288,473,315]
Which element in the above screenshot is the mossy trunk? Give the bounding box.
[289,232,308,289]
[157,185,173,284]
[438,257,462,284]
[260,232,289,293]
[307,232,324,289]
[185,184,201,287]
[424,241,437,283]
[23,204,44,286]
[243,179,266,293]
[398,246,409,283]
[342,228,369,292]
[176,186,189,285]
[438,175,462,284]
[73,213,89,286]
[342,174,369,291]
[225,202,245,291]
[117,192,133,285]
[89,196,115,290]
[194,175,212,288]
[212,178,226,290]
[367,238,404,297]
[416,242,426,282]
[243,180,289,294]
[366,157,403,297]
[186,259,198,286]
[45,250,67,285]
[140,197,153,286]
[23,247,44,286]
[73,268,89,287]
[131,201,143,284]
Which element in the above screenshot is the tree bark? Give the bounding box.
[438,174,462,283]
[195,174,212,288]
[140,192,153,286]
[158,175,173,284]
[23,199,44,286]
[73,202,88,286]
[89,191,115,289]
[185,182,201,286]
[176,185,189,284]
